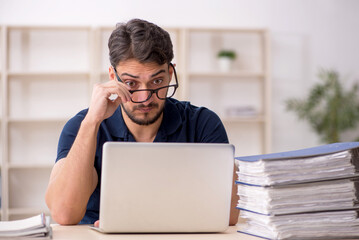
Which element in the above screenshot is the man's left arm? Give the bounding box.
[229,164,239,225]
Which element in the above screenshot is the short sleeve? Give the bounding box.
[195,108,229,143]
[56,109,88,162]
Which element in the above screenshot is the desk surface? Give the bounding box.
[52,225,260,240]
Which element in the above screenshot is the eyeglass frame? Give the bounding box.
[112,63,179,103]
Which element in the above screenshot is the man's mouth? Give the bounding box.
[134,103,158,113]
[138,107,152,113]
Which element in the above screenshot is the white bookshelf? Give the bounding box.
[182,28,271,155]
[1,26,93,221]
[0,25,271,221]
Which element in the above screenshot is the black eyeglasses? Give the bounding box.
[113,63,179,103]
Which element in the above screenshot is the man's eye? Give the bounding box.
[153,79,163,85]
[125,81,137,88]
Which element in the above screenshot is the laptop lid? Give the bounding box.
[98,142,234,233]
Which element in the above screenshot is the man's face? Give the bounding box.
[114,59,173,126]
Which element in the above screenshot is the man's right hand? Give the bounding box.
[86,79,131,124]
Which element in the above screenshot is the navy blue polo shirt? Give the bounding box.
[56,98,229,224]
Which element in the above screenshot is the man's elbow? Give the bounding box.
[46,197,83,225]
[50,207,83,225]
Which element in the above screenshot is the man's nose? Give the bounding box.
[133,90,153,103]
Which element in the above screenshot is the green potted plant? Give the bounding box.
[285,69,359,143]
[217,50,236,72]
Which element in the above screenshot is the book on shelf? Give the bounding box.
[0,213,52,239]
[235,142,359,240]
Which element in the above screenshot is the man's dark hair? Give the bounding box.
[108,19,174,68]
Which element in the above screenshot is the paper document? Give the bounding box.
[0,213,52,238]
[236,142,359,239]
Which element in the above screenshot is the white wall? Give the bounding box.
[1,0,359,152]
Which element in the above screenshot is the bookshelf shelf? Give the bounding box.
[188,71,265,79]
[8,164,53,169]
[8,207,50,215]
[7,71,90,78]
[222,116,266,123]
[8,207,51,221]
[8,117,69,123]
[0,25,271,222]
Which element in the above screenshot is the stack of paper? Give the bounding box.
[238,210,359,239]
[236,142,359,239]
[0,213,52,239]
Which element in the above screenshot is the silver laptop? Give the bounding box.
[96,142,234,233]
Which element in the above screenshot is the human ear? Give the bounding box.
[168,63,175,81]
[108,66,116,81]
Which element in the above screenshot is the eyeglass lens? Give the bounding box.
[131,85,177,103]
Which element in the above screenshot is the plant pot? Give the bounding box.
[218,57,233,72]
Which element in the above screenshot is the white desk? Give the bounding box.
[51,225,260,240]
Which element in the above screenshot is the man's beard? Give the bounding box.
[121,102,164,126]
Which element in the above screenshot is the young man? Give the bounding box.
[45,19,239,226]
